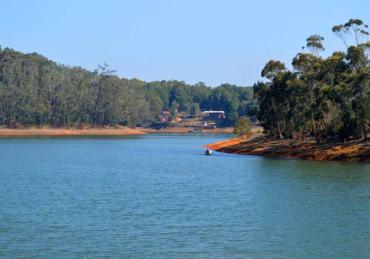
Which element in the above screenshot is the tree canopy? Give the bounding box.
[0,47,255,127]
[233,116,251,136]
[255,18,369,141]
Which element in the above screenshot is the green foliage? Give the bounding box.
[332,18,369,47]
[0,48,255,127]
[233,116,251,136]
[305,34,325,55]
[255,18,370,140]
[190,103,201,117]
[261,60,286,80]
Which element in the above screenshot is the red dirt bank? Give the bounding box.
[206,135,370,162]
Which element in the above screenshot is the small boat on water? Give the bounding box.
[204,149,212,155]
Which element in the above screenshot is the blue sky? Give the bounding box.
[1,0,369,86]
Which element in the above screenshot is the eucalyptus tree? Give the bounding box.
[304,34,325,55]
[254,18,369,140]
[350,67,369,140]
[0,46,274,128]
[261,60,286,80]
[292,53,324,136]
[332,18,369,47]
[257,60,297,138]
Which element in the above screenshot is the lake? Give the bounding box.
[0,134,369,258]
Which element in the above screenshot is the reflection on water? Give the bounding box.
[0,134,369,257]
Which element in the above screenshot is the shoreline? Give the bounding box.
[206,135,370,162]
[0,127,146,137]
[0,126,235,137]
[139,127,234,134]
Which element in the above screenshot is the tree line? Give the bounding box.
[254,19,369,140]
[0,47,255,128]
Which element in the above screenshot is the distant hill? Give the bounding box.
[0,47,255,128]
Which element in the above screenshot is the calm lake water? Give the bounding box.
[0,134,369,258]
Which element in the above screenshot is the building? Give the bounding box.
[201,110,225,120]
[162,111,171,116]
[159,111,171,123]
[170,116,182,123]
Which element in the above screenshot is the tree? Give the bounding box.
[261,60,286,80]
[255,19,369,141]
[170,100,179,116]
[332,18,369,47]
[190,103,201,117]
[304,34,325,55]
[346,45,368,72]
[233,116,251,136]
[0,47,261,128]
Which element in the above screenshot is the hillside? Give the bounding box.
[0,47,255,128]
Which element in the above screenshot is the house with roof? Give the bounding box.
[201,110,225,120]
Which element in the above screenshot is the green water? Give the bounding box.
[0,134,369,258]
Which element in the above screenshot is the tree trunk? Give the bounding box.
[362,120,367,141]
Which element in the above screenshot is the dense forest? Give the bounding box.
[0,47,255,128]
[2,18,367,140]
[254,19,370,140]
